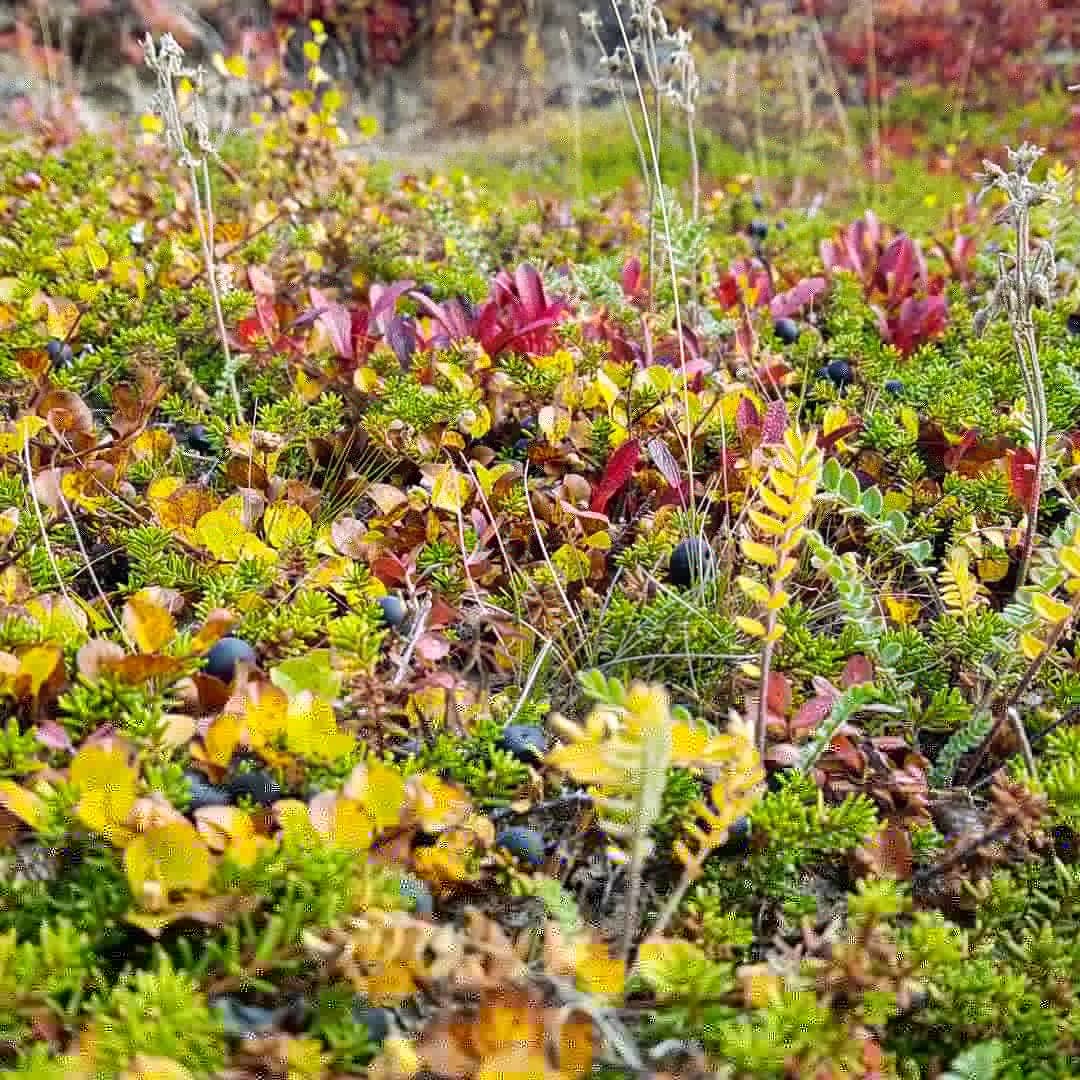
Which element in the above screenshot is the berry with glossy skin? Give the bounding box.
[884,379,904,396]
[45,339,73,367]
[773,317,800,345]
[669,538,714,588]
[825,360,853,389]
[399,874,434,916]
[186,423,214,453]
[183,770,231,811]
[1068,312,1080,336]
[212,997,281,1037]
[749,219,769,241]
[496,826,546,868]
[377,595,407,628]
[204,637,257,684]
[715,816,751,856]
[225,767,283,806]
[498,724,549,763]
[352,1003,393,1042]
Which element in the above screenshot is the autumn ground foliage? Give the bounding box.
[2,3,1080,1079]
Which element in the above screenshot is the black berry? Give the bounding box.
[45,339,73,366]
[496,825,546,868]
[884,379,904,396]
[377,595,407,628]
[497,723,549,763]
[398,874,434,916]
[752,194,765,211]
[715,815,751,857]
[183,770,231,811]
[186,423,214,453]
[749,219,769,241]
[204,637,257,684]
[669,537,714,588]
[825,360,853,389]
[773,317,800,345]
[351,1003,393,1042]
[225,766,283,806]
[1067,312,1080,336]
[212,997,281,1038]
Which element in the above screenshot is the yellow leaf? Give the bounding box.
[1032,591,1072,625]
[736,575,770,605]
[204,712,245,766]
[575,941,625,999]
[343,761,407,831]
[0,415,47,455]
[774,556,798,582]
[1059,546,1080,578]
[286,692,355,762]
[17,645,62,698]
[430,464,470,513]
[125,821,211,909]
[122,1055,196,1080]
[264,502,313,549]
[466,403,491,438]
[748,509,787,536]
[330,797,376,852]
[195,806,259,868]
[473,463,513,498]
[740,537,778,568]
[584,531,612,550]
[45,296,79,340]
[884,595,920,626]
[123,591,176,654]
[1020,631,1046,660]
[0,780,46,830]
[735,615,766,638]
[765,589,788,611]
[196,508,252,562]
[71,743,138,841]
[244,684,289,745]
[759,486,791,518]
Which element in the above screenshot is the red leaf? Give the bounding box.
[735,395,761,436]
[371,554,408,586]
[769,276,827,318]
[1007,447,1039,511]
[309,288,354,361]
[621,256,643,300]
[766,672,792,716]
[841,654,874,688]
[761,399,789,445]
[589,439,641,515]
[791,695,834,734]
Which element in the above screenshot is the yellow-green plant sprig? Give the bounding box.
[736,425,823,754]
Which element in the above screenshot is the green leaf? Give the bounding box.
[884,509,909,536]
[941,1040,1003,1080]
[821,457,841,491]
[270,650,342,699]
[860,486,883,518]
[838,468,860,506]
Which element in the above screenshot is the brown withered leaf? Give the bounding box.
[37,389,95,449]
[77,639,126,681]
[100,654,187,684]
[190,610,235,654]
[225,455,270,492]
[124,893,261,938]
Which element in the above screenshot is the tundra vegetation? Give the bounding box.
[1,2,1080,1078]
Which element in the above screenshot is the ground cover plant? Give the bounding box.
[2,3,1080,1079]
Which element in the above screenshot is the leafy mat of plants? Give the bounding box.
[2,63,1080,1080]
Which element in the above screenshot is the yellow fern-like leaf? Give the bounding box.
[939,547,989,614]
